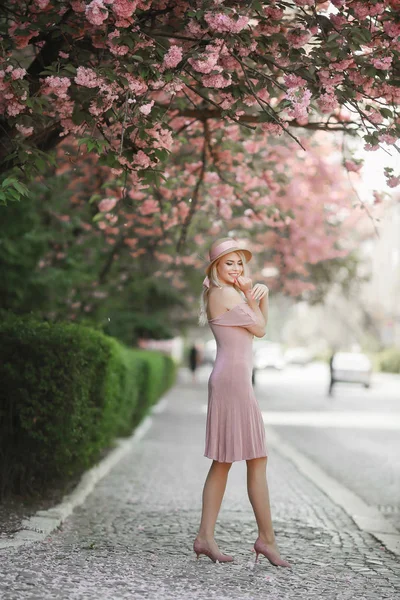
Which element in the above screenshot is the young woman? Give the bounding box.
[193,237,290,568]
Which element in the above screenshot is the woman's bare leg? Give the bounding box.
[246,457,274,543]
[195,460,232,554]
[246,457,290,566]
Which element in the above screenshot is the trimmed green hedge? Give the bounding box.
[0,313,176,497]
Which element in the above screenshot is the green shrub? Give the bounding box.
[129,349,177,427]
[0,312,176,497]
[376,347,400,374]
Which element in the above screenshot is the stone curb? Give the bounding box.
[265,425,400,558]
[0,397,169,550]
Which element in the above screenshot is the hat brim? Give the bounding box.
[205,247,252,275]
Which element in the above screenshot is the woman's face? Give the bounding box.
[216,251,243,285]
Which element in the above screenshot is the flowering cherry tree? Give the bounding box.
[25,126,363,314]
[0,0,398,301]
[0,1,399,192]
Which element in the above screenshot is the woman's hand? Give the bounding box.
[250,283,269,301]
[234,275,253,294]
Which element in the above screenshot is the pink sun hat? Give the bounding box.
[203,238,252,288]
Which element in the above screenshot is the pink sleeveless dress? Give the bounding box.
[205,301,268,463]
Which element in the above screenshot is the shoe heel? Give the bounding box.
[255,551,259,564]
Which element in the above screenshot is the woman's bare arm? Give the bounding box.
[242,289,267,337]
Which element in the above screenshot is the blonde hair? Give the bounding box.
[198,249,250,326]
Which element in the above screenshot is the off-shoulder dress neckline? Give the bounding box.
[208,301,248,322]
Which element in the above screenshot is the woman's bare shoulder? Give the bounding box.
[208,286,243,310]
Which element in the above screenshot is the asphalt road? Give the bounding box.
[253,363,400,533]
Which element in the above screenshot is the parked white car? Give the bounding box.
[253,343,285,370]
[284,346,313,366]
[331,352,372,388]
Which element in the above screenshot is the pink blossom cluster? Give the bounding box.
[107,30,129,56]
[284,74,306,89]
[387,176,400,188]
[75,67,102,88]
[352,2,385,20]
[344,160,362,173]
[133,150,152,168]
[163,45,183,69]
[371,56,392,70]
[202,73,232,89]
[163,78,184,95]
[99,197,118,212]
[264,5,283,20]
[237,39,257,58]
[285,87,312,120]
[42,76,71,99]
[330,13,347,29]
[317,92,339,114]
[188,47,220,74]
[145,123,174,151]
[70,0,85,12]
[124,238,138,248]
[287,27,312,49]
[378,132,397,145]
[0,65,28,117]
[261,123,283,136]
[85,0,109,26]
[154,252,174,264]
[259,21,280,36]
[243,94,257,107]
[5,100,26,117]
[139,199,158,215]
[219,92,237,110]
[333,59,354,72]
[10,67,27,80]
[7,21,38,49]
[112,0,138,18]
[176,201,190,221]
[318,69,344,92]
[34,0,51,8]
[364,109,383,125]
[124,73,148,96]
[89,76,120,116]
[139,100,154,116]
[205,12,249,33]
[384,21,400,38]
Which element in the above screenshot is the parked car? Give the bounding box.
[331,352,372,388]
[284,346,313,366]
[253,343,285,371]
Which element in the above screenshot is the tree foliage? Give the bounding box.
[1,0,396,307]
[1,0,398,191]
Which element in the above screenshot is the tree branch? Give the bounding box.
[155,102,358,132]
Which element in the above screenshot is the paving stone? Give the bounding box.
[0,375,399,599]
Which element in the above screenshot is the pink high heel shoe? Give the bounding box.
[254,538,291,568]
[193,539,234,563]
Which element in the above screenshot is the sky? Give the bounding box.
[353,142,399,203]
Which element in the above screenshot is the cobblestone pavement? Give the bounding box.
[0,372,399,600]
